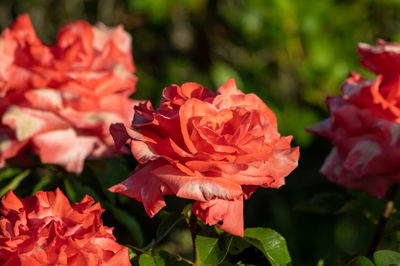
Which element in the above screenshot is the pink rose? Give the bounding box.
[0,189,130,266]
[109,79,299,236]
[308,39,400,198]
[0,14,137,173]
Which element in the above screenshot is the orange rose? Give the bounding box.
[109,79,299,236]
[308,40,400,198]
[0,189,130,266]
[0,14,137,173]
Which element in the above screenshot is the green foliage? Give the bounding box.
[3,1,400,265]
[104,202,145,247]
[195,233,233,265]
[346,256,374,266]
[373,250,400,266]
[31,174,53,194]
[139,254,157,266]
[0,168,23,182]
[244,228,292,266]
[153,251,181,266]
[64,177,100,203]
[128,247,138,261]
[0,169,30,196]
[156,211,185,243]
[192,225,291,265]
[228,236,251,255]
[347,250,400,266]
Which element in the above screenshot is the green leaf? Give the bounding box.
[32,174,53,194]
[139,254,156,266]
[373,250,400,266]
[196,232,233,265]
[64,178,76,201]
[128,247,138,260]
[0,168,23,182]
[156,211,185,242]
[0,169,30,196]
[153,251,180,266]
[63,178,101,202]
[229,236,251,255]
[244,227,291,266]
[346,256,375,266]
[181,203,193,219]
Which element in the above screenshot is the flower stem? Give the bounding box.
[367,183,399,257]
[188,211,199,265]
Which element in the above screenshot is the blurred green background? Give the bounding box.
[2,0,400,265]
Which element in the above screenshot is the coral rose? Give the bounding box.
[109,79,299,236]
[0,188,130,266]
[0,14,137,173]
[308,39,400,198]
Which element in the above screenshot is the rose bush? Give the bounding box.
[0,188,130,266]
[0,14,137,173]
[109,79,299,236]
[308,39,400,198]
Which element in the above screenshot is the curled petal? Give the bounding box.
[108,161,171,217]
[179,98,218,153]
[193,197,244,237]
[151,164,243,202]
[109,123,131,151]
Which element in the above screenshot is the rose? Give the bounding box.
[0,14,136,97]
[109,79,299,236]
[0,188,130,266]
[308,39,400,198]
[0,14,137,173]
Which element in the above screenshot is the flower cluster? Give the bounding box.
[109,79,299,236]
[308,39,400,198]
[0,14,137,173]
[0,189,130,265]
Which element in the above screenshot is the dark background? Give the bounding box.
[2,0,400,265]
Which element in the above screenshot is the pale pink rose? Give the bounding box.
[0,14,137,173]
[308,39,400,198]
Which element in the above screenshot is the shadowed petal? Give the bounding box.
[108,161,171,217]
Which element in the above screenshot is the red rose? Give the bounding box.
[0,14,137,173]
[308,39,400,198]
[109,79,299,236]
[0,188,130,266]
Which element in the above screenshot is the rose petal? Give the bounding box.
[32,129,98,174]
[2,105,69,141]
[193,197,244,237]
[151,164,243,201]
[108,161,171,217]
[179,98,218,153]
